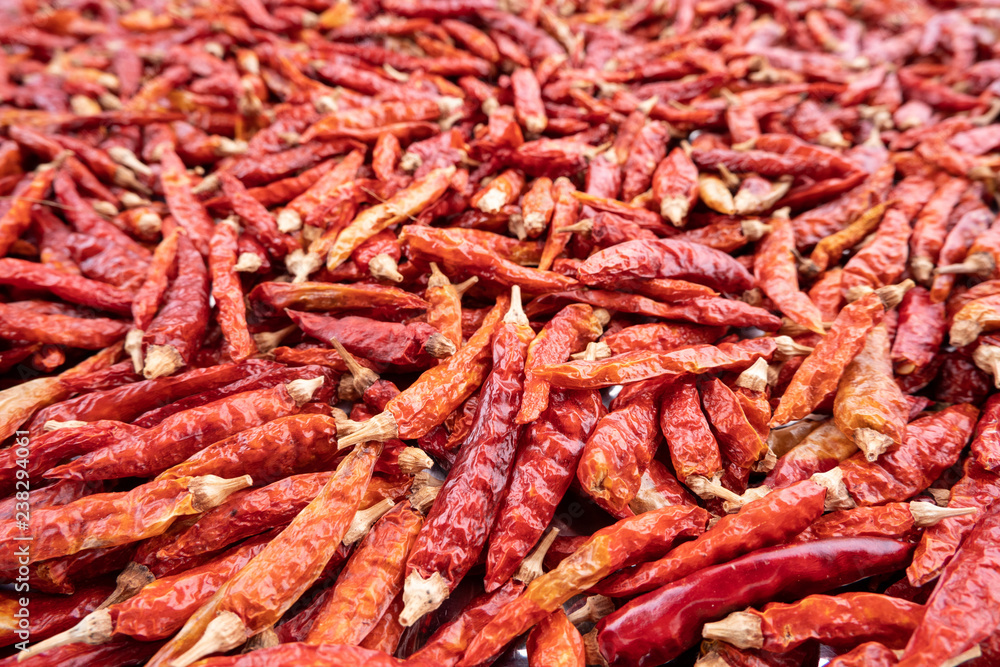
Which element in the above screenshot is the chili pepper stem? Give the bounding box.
[911,256,935,286]
[397,447,435,474]
[454,276,479,296]
[723,486,772,513]
[555,220,593,236]
[567,595,615,627]
[191,174,220,196]
[400,571,450,627]
[344,498,395,545]
[773,335,816,360]
[143,344,184,379]
[504,285,529,326]
[701,611,763,649]
[951,320,983,348]
[424,332,458,359]
[972,344,1000,388]
[686,475,743,503]
[328,337,379,402]
[114,166,152,196]
[736,358,769,392]
[369,253,404,283]
[571,341,612,361]
[741,219,772,242]
[253,325,296,354]
[409,484,441,513]
[42,419,87,432]
[853,427,894,462]
[125,328,145,373]
[286,250,324,283]
[909,502,977,527]
[15,608,113,660]
[337,411,399,449]
[241,627,279,653]
[515,527,560,584]
[583,629,609,667]
[169,611,247,667]
[107,146,153,178]
[277,209,302,233]
[412,470,444,493]
[752,449,777,473]
[234,252,262,273]
[810,468,857,511]
[188,475,254,512]
[693,650,729,667]
[285,376,325,406]
[875,279,915,310]
[98,562,155,609]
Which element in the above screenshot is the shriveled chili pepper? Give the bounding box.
[597,480,826,597]
[45,378,322,481]
[701,375,771,478]
[424,262,471,350]
[0,157,62,258]
[531,337,777,389]
[702,592,924,653]
[753,214,825,334]
[458,504,710,666]
[931,204,994,304]
[910,177,969,285]
[399,289,533,627]
[527,609,585,667]
[208,219,256,363]
[603,322,725,355]
[158,147,216,256]
[763,421,858,491]
[891,286,946,377]
[0,475,250,570]
[805,200,891,276]
[0,582,112,649]
[143,438,382,667]
[0,302,126,350]
[596,537,913,667]
[659,375,723,490]
[251,281,428,315]
[0,479,102,521]
[652,146,700,227]
[791,500,974,544]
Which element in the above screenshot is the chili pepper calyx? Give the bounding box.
[114,166,152,196]
[687,474,738,502]
[661,198,689,227]
[125,328,145,373]
[936,252,996,277]
[503,285,530,327]
[454,276,479,296]
[701,610,764,649]
[926,488,951,507]
[330,337,379,402]
[736,358,769,393]
[253,325,296,354]
[583,629,609,667]
[951,318,984,348]
[108,147,153,178]
[412,469,444,493]
[723,486,771,514]
[567,595,615,627]
[571,340,612,361]
[810,468,857,512]
[741,218,772,241]
[752,449,777,473]
[234,252,262,273]
[338,411,398,449]
[344,498,395,545]
[909,501,977,528]
[425,332,458,359]
[556,219,593,236]
[400,570,450,627]
[143,344,185,379]
[286,250,324,284]
[16,608,113,660]
[972,344,1000,389]
[515,527,560,585]
[190,173,220,196]
[398,447,435,474]
[779,318,832,337]
[409,484,440,514]
[277,209,303,233]
[98,562,155,609]
[241,626,279,653]
[171,611,248,667]
[854,427,894,462]
[773,335,815,360]
[93,200,118,218]
[629,472,672,514]
[693,650,729,667]
[875,279,915,310]
[42,419,88,432]
[427,263,450,289]
[188,475,254,512]
[370,253,404,283]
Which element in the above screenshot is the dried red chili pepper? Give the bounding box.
[528,609,585,667]
[891,286,946,377]
[0,158,62,257]
[208,220,256,362]
[658,376,723,490]
[158,147,216,256]
[399,289,533,626]
[251,281,428,315]
[763,421,858,491]
[909,177,969,284]
[603,323,725,355]
[790,501,972,544]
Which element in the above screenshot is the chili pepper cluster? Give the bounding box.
[2,0,1000,665]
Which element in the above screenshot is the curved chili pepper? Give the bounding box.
[702,592,924,653]
[0,479,102,521]
[457,504,710,666]
[0,303,127,350]
[909,177,969,284]
[486,387,604,591]
[603,323,725,354]
[806,200,891,276]
[0,582,112,648]
[596,537,913,667]
[659,376,723,485]
[399,291,533,626]
[930,205,993,303]
[597,480,826,597]
[158,147,215,256]
[424,263,467,350]
[0,158,61,258]
[0,258,133,316]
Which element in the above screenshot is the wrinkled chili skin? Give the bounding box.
[597,481,826,597]
[527,609,585,667]
[971,393,1000,472]
[792,503,921,543]
[701,376,769,472]
[597,538,914,667]
[755,216,825,333]
[0,582,112,648]
[485,388,604,591]
[405,313,532,595]
[288,311,441,369]
[891,286,946,374]
[660,376,722,482]
[840,404,978,505]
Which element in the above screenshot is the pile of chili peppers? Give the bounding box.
[3,0,1000,665]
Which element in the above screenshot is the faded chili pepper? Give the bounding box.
[521,176,555,238]
[702,592,924,653]
[424,262,473,350]
[538,177,579,272]
[398,288,533,627]
[597,480,826,597]
[701,375,771,477]
[458,504,711,667]
[805,201,891,276]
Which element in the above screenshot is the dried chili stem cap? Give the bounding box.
[189,475,253,512]
[773,336,815,361]
[425,332,457,359]
[555,219,593,236]
[331,337,379,402]
[685,475,743,503]
[950,319,983,348]
[108,146,153,177]
[909,501,977,527]
[143,344,184,380]
[344,498,395,545]
[397,447,434,474]
[99,562,155,609]
[504,285,529,327]
[286,249,323,283]
[241,626,279,653]
[567,595,615,627]
[629,471,670,514]
[234,252,262,273]
[369,253,404,283]
[661,196,689,227]
[15,608,113,660]
[400,571,450,627]
[170,611,248,667]
[412,469,444,493]
[875,279,915,310]
[736,358,769,393]
[853,427,894,462]
[277,209,303,233]
[286,376,324,406]
[810,468,857,512]
[936,251,995,278]
[125,328,145,373]
[454,276,479,296]
[973,344,1000,389]
[514,527,560,584]
[409,484,441,514]
[337,411,399,450]
[702,611,763,649]
[253,325,296,354]
[571,340,611,361]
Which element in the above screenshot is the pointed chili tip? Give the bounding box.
[99,562,155,610]
[853,427,893,462]
[188,475,253,512]
[503,285,529,327]
[397,447,435,475]
[344,498,395,545]
[169,611,248,667]
[909,501,978,528]
[514,527,560,584]
[583,629,609,667]
[400,571,450,628]
[42,419,88,432]
[336,411,399,450]
[286,376,325,406]
[567,595,615,627]
[702,611,764,649]
[15,608,113,660]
